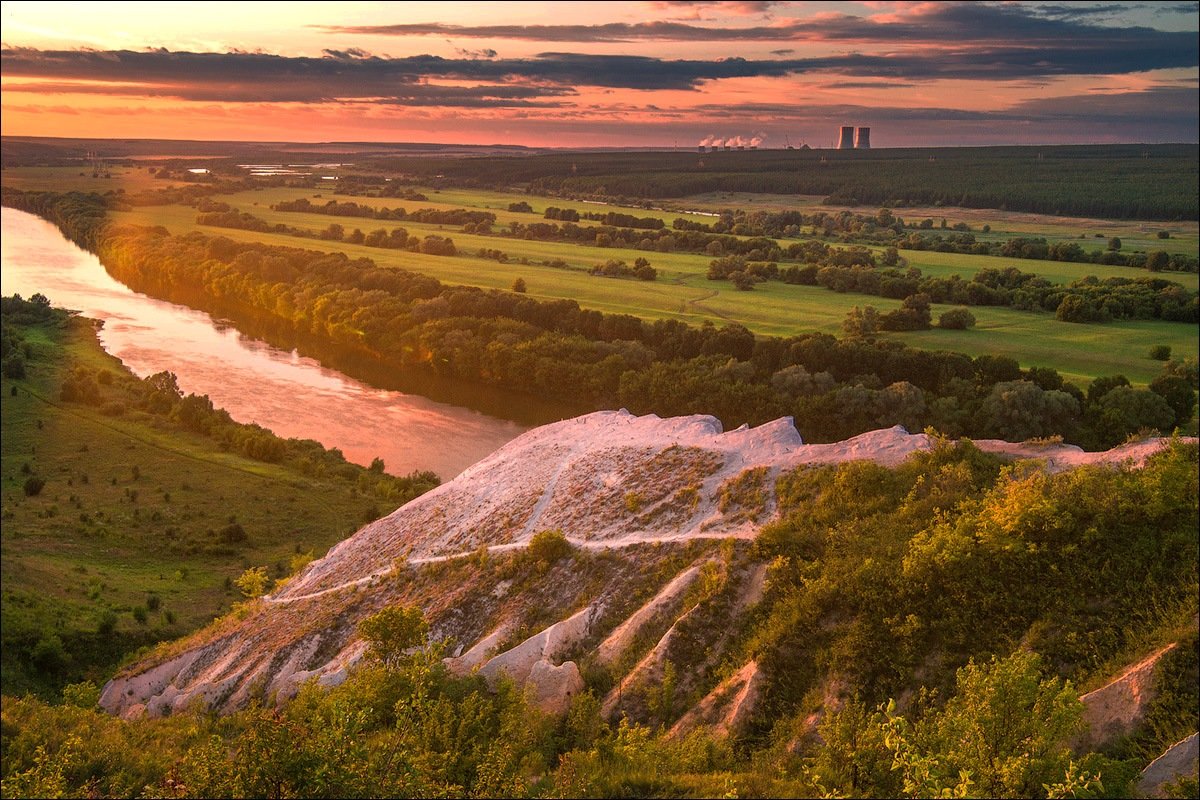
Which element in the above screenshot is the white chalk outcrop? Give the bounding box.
[99,410,1188,721]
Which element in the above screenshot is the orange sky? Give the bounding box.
[2,1,1196,147]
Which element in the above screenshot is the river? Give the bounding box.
[0,207,536,479]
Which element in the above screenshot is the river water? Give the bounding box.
[0,207,533,479]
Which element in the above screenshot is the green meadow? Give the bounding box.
[1,311,397,696]
[7,168,1198,387]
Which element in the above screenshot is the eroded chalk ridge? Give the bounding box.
[100,410,1190,720]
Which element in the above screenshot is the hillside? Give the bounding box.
[100,411,1194,725]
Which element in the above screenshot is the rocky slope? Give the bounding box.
[99,410,1188,722]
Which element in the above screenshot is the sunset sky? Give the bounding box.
[1,1,1197,148]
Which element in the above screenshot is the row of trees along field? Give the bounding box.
[6,189,1194,452]
[201,204,1197,320]
[2,438,1197,797]
[353,144,1198,220]
[270,197,1197,275]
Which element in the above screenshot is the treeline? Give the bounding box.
[497,218,788,259]
[712,255,1199,323]
[588,258,657,281]
[901,232,1197,273]
[679,207,1197,274]
[272,197,495,227]
[6,189,1196,451]
[546,206,665,230]
[194,209,459,256]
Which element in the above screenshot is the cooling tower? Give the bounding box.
[855,127,871,149]
[838,126,855,149]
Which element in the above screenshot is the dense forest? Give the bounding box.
[4,188,1195,452]
[356,145,1199,221]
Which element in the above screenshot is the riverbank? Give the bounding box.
[0,298,436,696]
[1,206,548,478]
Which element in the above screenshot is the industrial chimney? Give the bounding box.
[855,127,871,149]
[838,126,855,149]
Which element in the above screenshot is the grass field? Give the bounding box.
[1,312,392,695]
[6,168,1197,386]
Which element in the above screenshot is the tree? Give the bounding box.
[1056,294,1104,323]
[1108,236,1122,251]
[358,604,429,669]
[881,293,932,331]
[729,271,756,291]
[511,277,527,293]
[1094,386,1176,446]
[843,305,881,338]
[1149,373,1197,428]
[1087,374,1130,405]
[1146,251,1170,272]
[981,380,1080,441]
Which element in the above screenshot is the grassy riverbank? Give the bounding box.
[1,298,436,696]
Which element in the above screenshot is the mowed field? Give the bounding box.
[6,167,1197,386]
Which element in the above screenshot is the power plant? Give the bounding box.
[838,126,872,149]
[696,134,767,152]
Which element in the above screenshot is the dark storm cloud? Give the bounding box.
[318,2,1196,51]
[1027,4,1143,20]
[690,86,1199,132]
[3,35,1196,103]
[824,81,916,89]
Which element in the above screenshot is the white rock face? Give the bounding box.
[99,410,1189,720]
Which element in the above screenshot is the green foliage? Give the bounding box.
[357,604,429,670]
[527,528,572,564]
[1150,344,1172,361]
[234,567,270,598]
[939,308,976,330]
[0,299,441,697]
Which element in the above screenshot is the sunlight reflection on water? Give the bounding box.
[1,207,528,478]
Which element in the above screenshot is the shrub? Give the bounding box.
[23,476,45,496]
[511,277,527,293]
[938,308,976,330]
[1157,230,1170,239]
[2,355,26,379]
[218,522,247,544]
[1149,345,1172,361]
[358,604,429,669]
[528,528,572,563]
[234,566,270,598]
